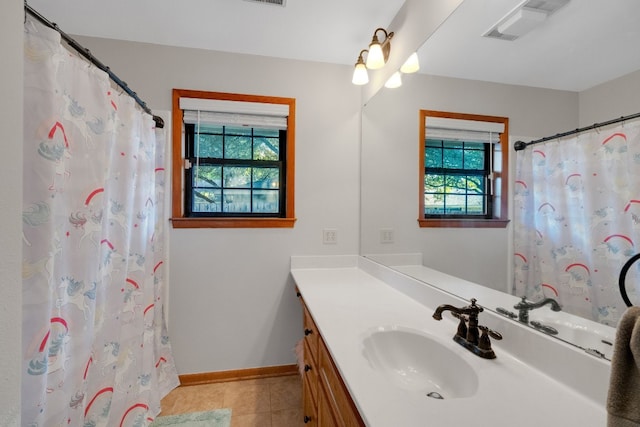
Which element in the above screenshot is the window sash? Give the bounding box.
[184,124,287,218]
[423,139,492,219]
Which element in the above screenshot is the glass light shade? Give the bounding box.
[384,71,402,89]
[400,52,420,74]
[366,42,385,70]
[352,63,369,85]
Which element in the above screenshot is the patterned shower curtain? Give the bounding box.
[22,18,179,426]
[513,120,640,327]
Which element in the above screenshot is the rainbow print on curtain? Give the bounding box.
[514,120,640,327]
[22,18,178,426]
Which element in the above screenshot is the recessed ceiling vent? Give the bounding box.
[484,0,569,41]
[244,0,286,6]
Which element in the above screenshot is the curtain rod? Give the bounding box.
[24,2,164,129]
[514,111,640,151]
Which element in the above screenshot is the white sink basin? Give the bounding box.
[362,326,479,399]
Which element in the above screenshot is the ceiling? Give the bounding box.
[26,0,640,92]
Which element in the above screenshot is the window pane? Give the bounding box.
[223,190,251,212]
[224,135,252,159]
[253,190,279,213]
[196,133,223,158]
[193,165,221,188]
[463,148,485,170]
[254,137,279,160]
[444,194,466,214]
[424,194,444,214]
[224,167,251,188]
[443,148,463,168]
[443,141,463,149]
[466,175,485,194]
[254,128,280,138]
[467,195,485,214]
[425,147,442,168]
[425,174,444,193]
[226,126,252,136]
[192,189,221,213]
[253,167,279,189]
[444,175,467,194]
[425,139,443,148]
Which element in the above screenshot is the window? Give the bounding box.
[419,110,509,228]
[172,89,296,228]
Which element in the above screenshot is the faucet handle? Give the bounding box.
[479,325,502,341]
[478,325,502,341]
[478,325,502,355]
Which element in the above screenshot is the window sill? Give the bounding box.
[418,218,510,229]
[171,217,297,229]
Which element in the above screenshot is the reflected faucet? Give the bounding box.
[433,298,502,359]
[513,296,561,324]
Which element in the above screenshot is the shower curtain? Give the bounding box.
[513,120,640,327]
[22,18,179,426]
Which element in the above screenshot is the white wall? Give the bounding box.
[75,36,362,374]
[0,0,22,425]
[361,74,578,293]
[579,69,640,126]
[8,21,637,382]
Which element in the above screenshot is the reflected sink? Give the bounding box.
[362,326,479,399]
[532,316,615,359]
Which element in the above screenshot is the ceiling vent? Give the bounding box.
[244,0,286,6]
[484,0,569,41]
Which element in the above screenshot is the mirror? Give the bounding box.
[360,0,639,359]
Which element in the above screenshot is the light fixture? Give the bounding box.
[365,28,394,70]
[400,52,420,74]
[384,71,402,89]
[352,49,369,85]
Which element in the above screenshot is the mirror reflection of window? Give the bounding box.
[419,110,509,228]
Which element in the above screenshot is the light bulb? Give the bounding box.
[400,52,420,74]
[366,42,385,70]
[352,63,369,85]
[384,71,402,89]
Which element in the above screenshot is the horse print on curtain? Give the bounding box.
[22,18,179,426]
[514,120,640,327]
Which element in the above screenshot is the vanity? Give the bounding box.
[292,255,610,426]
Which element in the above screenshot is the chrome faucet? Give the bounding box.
[433,298,502,359]
[513,296,561,324]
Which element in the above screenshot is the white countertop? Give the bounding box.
[291,256,608,427]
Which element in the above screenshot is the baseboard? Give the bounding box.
[179,364,299,386]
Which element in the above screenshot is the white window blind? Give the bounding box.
[426,117,504,143]
[180,97,289,130]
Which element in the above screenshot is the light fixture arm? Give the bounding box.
[371,27,394,61]
[356,49,368,65]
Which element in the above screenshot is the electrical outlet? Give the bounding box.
[380,228,394,244]
[323,228,338,244]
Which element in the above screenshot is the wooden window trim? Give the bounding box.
[418,110,510,229]
[171,89,296,228]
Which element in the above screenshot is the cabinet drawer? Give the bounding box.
[318,338,365,427]
[303,340,318,405]
[303,377,318,426]
[303,305,319,362]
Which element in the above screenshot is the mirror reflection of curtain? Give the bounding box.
[514,120,640,327]
[22,19,179,425]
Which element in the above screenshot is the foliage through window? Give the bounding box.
[424,139,491,217]
[419,110,509,228]
[185,124,285,216]
[172,89,296,228]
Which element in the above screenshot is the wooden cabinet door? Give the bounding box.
[303,378,318,426]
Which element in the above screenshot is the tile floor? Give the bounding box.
[159,374,303,427]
